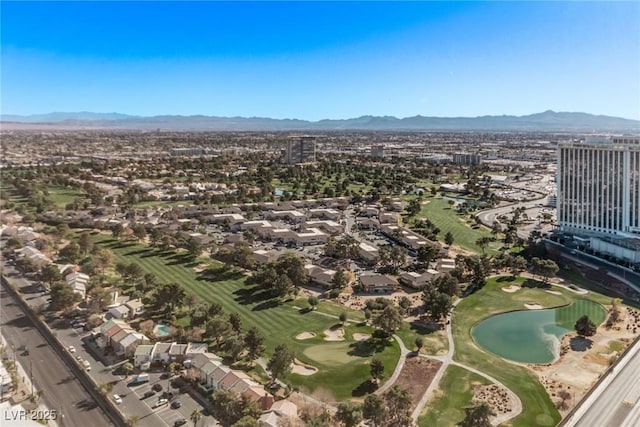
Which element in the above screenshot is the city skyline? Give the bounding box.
[2,1,639,120]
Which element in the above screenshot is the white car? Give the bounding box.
[68,346,76,353]
[113,394,123,405]
[154,398,168,408]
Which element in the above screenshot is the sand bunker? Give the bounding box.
[291,358,318,376]
[501,285,521,293]
[323,328,345,341]
[525,303,544,310]
[546,290,562,295]
[295,332,316,340]
[352,333,371,341]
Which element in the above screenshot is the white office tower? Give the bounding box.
[557,137,640,263]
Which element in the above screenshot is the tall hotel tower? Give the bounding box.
[557,137,640,262]
[286,136,316,165]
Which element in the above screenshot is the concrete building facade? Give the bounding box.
[286,136,316,164]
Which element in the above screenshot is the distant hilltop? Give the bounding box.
[2,110,639,132]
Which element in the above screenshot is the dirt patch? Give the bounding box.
[525,303,543,310]
[501,285,521,293]
[291,358,318,376]
[352,333,371,341]
[530,306,640,417]
[473,384,515,416]
[323,328,345,341]
[389,357,442,409]
[295,332,316,340]
[546,290,562,295]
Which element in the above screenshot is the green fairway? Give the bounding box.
[47,185,88,208]
[92,234,400,400]
[450,276,614,427]
[418,365,490,427]
[414,196,499,254]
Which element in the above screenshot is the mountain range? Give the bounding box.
[2,110,639,132]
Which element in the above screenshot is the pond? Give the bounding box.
[443,196,480,207]
[471,299,606,364]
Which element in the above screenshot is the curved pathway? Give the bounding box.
[410,299,523,426]
[375,334,410,395]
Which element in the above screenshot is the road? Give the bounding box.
[0,282,113,427]
[563,338,640,427]
[2,262,218,427]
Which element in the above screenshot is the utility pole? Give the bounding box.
[29,358,33,397]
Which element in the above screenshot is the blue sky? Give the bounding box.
[2,1,639,120]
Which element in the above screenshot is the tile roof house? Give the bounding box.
[359,274,399,293]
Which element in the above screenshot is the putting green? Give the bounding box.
[303,342,362,365]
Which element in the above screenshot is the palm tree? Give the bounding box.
[126,415,140,427]
[190,409,202,427]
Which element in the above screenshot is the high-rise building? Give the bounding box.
[371,145,385,158]
[557,137,640,239]
[452,152,482,165]
[286,136,316,165]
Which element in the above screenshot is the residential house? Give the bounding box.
[358,242,380,265]
[125,299,145,318]
[65,272,90,299]
[359,274,399,293]
[398,270,441,289]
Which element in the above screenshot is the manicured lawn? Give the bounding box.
[395,320,448,356]
[414,196,499,254]
[450,275,615,427]
[92,235,400,401]
[0,184,30,210]
[47,185,87,208]
[418,365,490,427]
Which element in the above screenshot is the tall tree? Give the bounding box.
[229,312,243,334]
[244,327,265,364]
[49,282,82,312]
[370,358,385,384]
[59,242,81,263]
[78,232,94,255]
[40,264,61,286]
[383,386,412,427]
[460,402,494,427]
[190,409,202,427]
[444,231,454,247]
[575,315,597,337]
[206,316,232,347]
[372,304,403,337]
[335,402,363,427]
[152,282,186,313]
[266,344,294,385]
[363,394,387,427]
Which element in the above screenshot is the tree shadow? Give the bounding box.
[75,399,98,411]
[409,317,443,335]
[252,299,280,311]
[522,278,551,289]
[347,337,391,357]
[352,380,377,397]
[125,248,153,257]
[496,276,513,283]
[570,336,593,352]
[233,287,273,306]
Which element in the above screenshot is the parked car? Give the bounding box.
[142,390,155,399]
[152,383,163,392]
[68,346,76,353]
[174,420,187,427]
[113,394,123,405]
[153,398,168,408]
[170,400,181,409]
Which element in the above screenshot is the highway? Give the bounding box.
[563,338,640,427]
[0,282,113,427]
